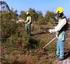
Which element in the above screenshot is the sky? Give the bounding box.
[2,0,70,17]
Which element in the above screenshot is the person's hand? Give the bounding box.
[16,19,24,23]
[56,32,58,38]
[48,29,53,33]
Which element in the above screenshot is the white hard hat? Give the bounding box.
[26,11,29,15]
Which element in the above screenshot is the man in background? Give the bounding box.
[25,12,32,36]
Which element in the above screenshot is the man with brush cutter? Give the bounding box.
[48,7,69,60]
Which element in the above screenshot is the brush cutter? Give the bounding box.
[43,37,56,49]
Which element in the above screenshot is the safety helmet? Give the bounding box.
[56,7,64,14]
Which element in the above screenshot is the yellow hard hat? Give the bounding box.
[56,7,64,13]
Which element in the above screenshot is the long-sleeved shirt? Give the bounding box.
[51,18,67,32]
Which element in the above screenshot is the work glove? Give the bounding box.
[48,29,54,33]
[55,32,59,38]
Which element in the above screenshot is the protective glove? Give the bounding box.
[56,32,59,38]
[48,29,54,33]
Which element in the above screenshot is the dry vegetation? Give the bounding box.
[0,23,70,64]
[0,7,70,64]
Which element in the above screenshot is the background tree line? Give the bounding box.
[0,9,57,54]
[0,8,56,40]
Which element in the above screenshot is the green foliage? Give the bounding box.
[0,9,56,48]
[0,2,65,64]
[0,12,18,41]
[28,8,38,22]
[20,11,26,20]
[45,11,55,23]
[19,9,56,25]
[36,11,46,25]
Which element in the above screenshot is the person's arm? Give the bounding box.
[27,16,31,24]
[49,19,66,33]
[16,19,24,23]
[25,17,28,23]
[25,16,31,24]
